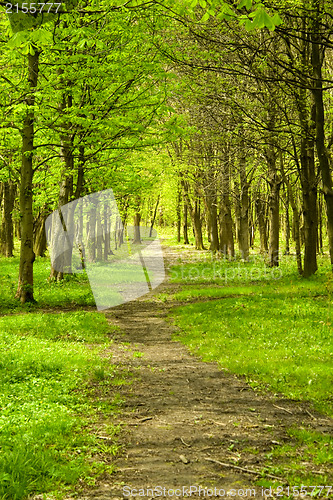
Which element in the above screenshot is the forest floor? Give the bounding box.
[65,246,333,500]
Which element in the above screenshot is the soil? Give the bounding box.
[67,246,333,500]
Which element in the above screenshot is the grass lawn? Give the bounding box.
[0,255,122,500]
[167,250,333,486]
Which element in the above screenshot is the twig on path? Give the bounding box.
[273,404,293,415]
[126,416,153,425]
[139,416,153,422]
[204,457,283,481]
[304,408,316,419]
[180,437,191,447]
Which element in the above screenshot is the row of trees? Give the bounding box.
[159,0,333,278]
[1,0,333,303]
[0,0,183,301]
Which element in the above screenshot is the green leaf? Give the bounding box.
[8,31,28,49]
[201,11,210,21]
[199,0,207,7]
[245,19,254,30]
[221,5,234,17]
[261,10,275,30]
[237,0,252,10]
[251,8,274,29]
[271,13,283,27]
[31,29,53,45]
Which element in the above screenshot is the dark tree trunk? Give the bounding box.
[266,142,280,268]
[104,203,110,261]
[281,165,303,275]
[181,178,204,250]
[297,93,318,277]
[220,161,234,258]
[150,195,160,237]
[183,202,189,244]
[238,149,249,261]
[96,206,103,261]
[133,212,141,244]
[268,177,280,267]
[176,187,181,243]
[0,180,16,257]
[284,190,290,255]
[16,49,39,303]
[33,210,48,257]
[219,211,234,257]
[311,11,333,267]
[255,195,268,254]
[49,175,73,279]
[205,193,219,253]
[192,199,205,250]
[318,192,323,254]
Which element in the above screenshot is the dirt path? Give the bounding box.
[76,247,333,500]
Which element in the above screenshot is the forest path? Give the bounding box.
[76,246,332,500]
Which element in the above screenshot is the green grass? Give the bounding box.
[169,253,333,486]
[0,249,158,313]
[0,255,124,499]
[0,310,120,499]
[264,428,333,480]
[171,254,333,414]
[0,255,95,313]
[173,293,333,413]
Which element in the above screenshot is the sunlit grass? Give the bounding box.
[0,255,122,499]
[173,295,333,413]
[170,252,333,486]
[0,255,95,313]
[170,253,333,415]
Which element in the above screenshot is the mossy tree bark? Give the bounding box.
[16,49,39,303]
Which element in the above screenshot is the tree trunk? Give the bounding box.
[292,197,303,276]
[219,158,234,258]
[266,142,280,268]
[33,210,48,257]
[150,195,160,237]
[192,199,205,250]
[49,175,73,279]
[238,150,249,261]
[96,205,103,261]
[87,202,96,261]
[268,177,280,267]
[176,187,181,243]
[255,194,268,254]
[104,203,110,260]
[0,180,16,257]
[296,88,318,276]
[283,189,290,255]
[205,193,219,253]
[318,192,323,254]
[16,49,39,303]
[311,10,333,267]
[133,212,141,244]
[181,178,204,250]
[183,202,189,244]
[300,134,318,277]
[281,164,303,275]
